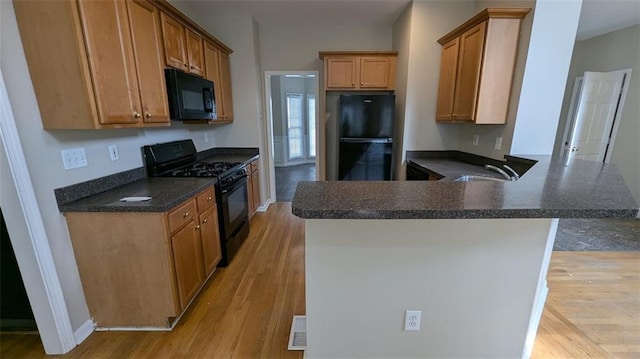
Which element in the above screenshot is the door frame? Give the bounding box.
[0,71,77,353]
[263,71,320,204]
[560,68,632,162]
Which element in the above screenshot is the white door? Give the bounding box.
[566,71,625,161]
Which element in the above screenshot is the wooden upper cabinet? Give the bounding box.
[160,13,188,71]
[13,0,172,129]
[452,22,486,121]
[435,8,530,124]
[218,51,234,122]
[186,29,205,76]
[204,41,233,123]
[326,57,358,89]
[161,14,206,77]
[204,41,234,123]
[435,38,460,122]
[77,0,140,126]
[320,52,398,91]
[127,0,170,124]
[14,0,232,129]
[360,57,392,89]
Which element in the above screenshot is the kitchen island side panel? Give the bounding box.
[305,218,554,358]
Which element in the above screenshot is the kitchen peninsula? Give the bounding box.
[292,154,638,358]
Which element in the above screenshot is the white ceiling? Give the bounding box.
[184,0,640,39]
[576,0,640,40]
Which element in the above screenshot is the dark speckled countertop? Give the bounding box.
[58,177,216,212]
[56,147,259,213]
[292,152,639,219]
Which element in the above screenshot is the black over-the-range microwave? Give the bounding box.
[165,68,217,121]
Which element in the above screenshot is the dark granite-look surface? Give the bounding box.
[197,147,259,164]
[292,154,639,219]
[55,167,146,207]
[58,177,216,212]
[55,147,259,213]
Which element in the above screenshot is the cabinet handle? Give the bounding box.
[183,212,189,218]
[133,112,141,119]
[203,219,207,224]
[195,224,201,230]
[145,113,152,119]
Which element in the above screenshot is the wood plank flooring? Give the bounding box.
[1,203,638,358]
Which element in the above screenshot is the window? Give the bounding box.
[307,94,316,158]
[286,93,304,160]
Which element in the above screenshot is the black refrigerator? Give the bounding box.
[338,94,395,181]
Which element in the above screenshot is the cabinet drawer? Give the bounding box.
[196,187,215,213]
[168,199,197,233]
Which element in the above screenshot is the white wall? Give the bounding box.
[510,0,583,155]
[1,0,218,331]
[305,217,555,358]
[394,0,476,178]
[456,0,535,160]
[554,25,640,201]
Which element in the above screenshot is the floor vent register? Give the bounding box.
[288,315,306,351]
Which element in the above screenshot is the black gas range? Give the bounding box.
[143,139,249,267]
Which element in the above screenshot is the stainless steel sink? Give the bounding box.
[453,175,508,182]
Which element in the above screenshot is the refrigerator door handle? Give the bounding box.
[339,137,393,144]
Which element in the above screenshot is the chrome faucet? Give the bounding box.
[502,165,520,180]
[484,164,513,181]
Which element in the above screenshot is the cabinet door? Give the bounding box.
[452,22,486,121]
[359,57,389,89]
[251,169,260,212]
[326,57,358,89]
[218,51,234,122]
[204,42,223,120]
[186,29,205,77]
[247,170,255,219]
[200,206,222,275]
[435,38,460,122]
[127,0,170,124]
[77,0,141,125]
[161,13,187,71]
[171,220,205,309]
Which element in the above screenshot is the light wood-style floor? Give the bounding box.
[1,203,638,358]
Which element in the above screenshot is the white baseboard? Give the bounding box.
[257,199,273,212]
[73,319,94,344]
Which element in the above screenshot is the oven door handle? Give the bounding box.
[221,175,248,194]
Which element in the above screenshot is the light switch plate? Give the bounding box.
[61,148,88,170]
[108,145,119,161]
[494,137,503,151]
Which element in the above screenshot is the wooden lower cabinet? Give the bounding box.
[171,218,205,310]
[65,187,220,328]
[247,158,260,219]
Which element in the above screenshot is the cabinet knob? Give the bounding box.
[195,224,201,230]
[352,82,355,85]
[145,113,152,119]
[206,196,212,201]
[183,212,189,218]
[133,112,141,119]
[203,219,207,224]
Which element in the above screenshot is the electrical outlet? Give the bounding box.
[108,145,119,161]
[494,137,503,151]
[404,310,422,331]
[61,148,88,170]
[473,134,480,146]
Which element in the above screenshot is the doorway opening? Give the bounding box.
[560,69,632,163]
[265,72,319,202]
[0,208,38,332]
